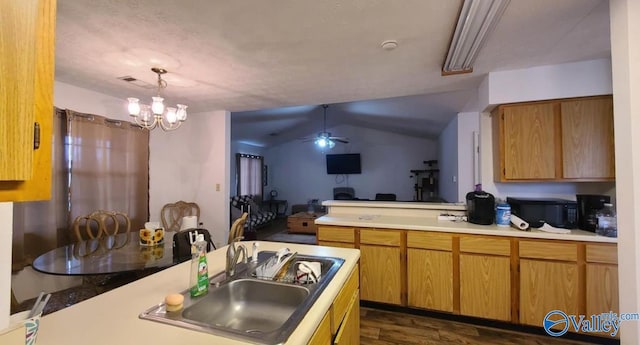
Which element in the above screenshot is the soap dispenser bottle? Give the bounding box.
[190,234,209,297]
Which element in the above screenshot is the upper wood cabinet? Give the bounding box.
[0,0,56,202]
[492,95,615,182]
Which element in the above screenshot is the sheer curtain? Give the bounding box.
[65,109,149,232]
[236,153,263,199]
[12,108,149,271]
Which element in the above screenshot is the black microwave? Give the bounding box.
[506,197,578,229]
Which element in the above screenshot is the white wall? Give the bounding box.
[438,117,458,203]
[457,112,480,201]
[478,58,613,111]
[609,0,640,343]
[264,124,438,207]
[54,81,130,121]
[150,110,231,248]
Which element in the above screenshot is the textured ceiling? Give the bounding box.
[55,0,611,147]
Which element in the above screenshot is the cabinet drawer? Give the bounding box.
[360,229,401,246]
[317,226,354,243]
[586,244,618,264]
[331,265,359,334]
[519,241,577,261]
[460,236,510,256]
[407,231,452,251]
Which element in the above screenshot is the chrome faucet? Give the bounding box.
[226,236,248,277]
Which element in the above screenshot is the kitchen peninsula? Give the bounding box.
[316,200,618,338]
[35,242,360,345]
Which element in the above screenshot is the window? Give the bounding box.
[236,153,263,198]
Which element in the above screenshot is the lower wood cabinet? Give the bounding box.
[519,259,579,326]
[407,248,452,312]
[360,243,402,305]
[309,265,360,345]
[460,254,511,321]
[316,225,619,337]
[334,290,360,345]
[317,226,355,248]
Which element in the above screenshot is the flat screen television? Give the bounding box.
[326,153,361,174]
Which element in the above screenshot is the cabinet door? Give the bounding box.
[407,248,453,312]
[334,290,360,345]
[459,254,511,321]
[501,103,558,180]
[561,97,615,180]
[360,244,402,304]
[520,259,579,327]
[318,241,355,249]
[0,0,55,201]
[586,264,619,316]
[309,311,331,345]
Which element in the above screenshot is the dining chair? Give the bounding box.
[72,210,131,242]
[161,201,200,232]
[228,212,248,244]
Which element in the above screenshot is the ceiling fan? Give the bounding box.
[302,104,349,149]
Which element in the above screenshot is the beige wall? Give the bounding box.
[610,0,640,343]
[149,110,231,248]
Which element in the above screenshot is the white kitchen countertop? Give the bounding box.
[36,242,360,345]
[316,214,618,243]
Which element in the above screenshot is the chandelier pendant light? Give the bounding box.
[127,67,188,131]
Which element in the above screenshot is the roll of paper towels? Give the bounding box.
[180,216,198,230]
[510,214,529,231]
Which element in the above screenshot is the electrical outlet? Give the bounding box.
[452,175,457,183]
[215,183,220,191]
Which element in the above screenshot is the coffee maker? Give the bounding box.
[576,194,611,231]
[466,190,495,225]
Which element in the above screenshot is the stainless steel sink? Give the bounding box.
[182,279,309,333]
[140,252,344,344]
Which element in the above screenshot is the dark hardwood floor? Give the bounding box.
[360,307,608,345]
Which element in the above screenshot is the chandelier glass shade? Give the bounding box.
[127,67,188,131]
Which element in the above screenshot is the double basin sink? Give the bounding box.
[140,251,344,344]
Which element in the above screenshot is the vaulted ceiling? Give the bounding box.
[55,0,611,147]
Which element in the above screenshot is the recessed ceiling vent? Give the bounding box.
[117,75,155,89]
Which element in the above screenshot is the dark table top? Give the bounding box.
[32,232,177,276]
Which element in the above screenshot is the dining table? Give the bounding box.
[32,232,177,276]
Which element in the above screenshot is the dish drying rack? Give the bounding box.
[253,249,321,285]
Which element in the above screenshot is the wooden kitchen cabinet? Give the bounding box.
[308,265,360,345]
[407,232,453,312]
[0,0,55,202]
[585,244,619,323]
[561,97,615,179]
[360,229,402,305]
[493,101,559,180]
[317,226,356,248]
[519,241,580,327]
[334,290,360,345]
[459,236,512,321]
[492,95,614,182]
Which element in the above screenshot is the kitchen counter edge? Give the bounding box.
[315,215,617,243]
